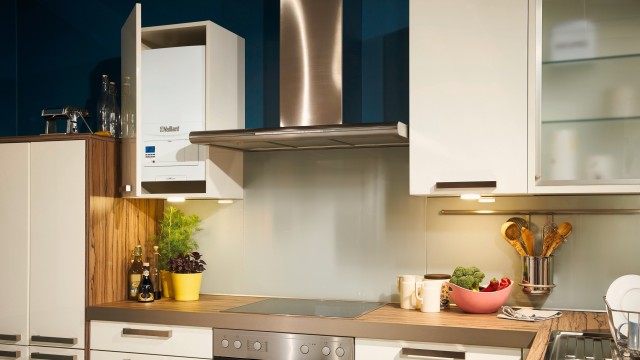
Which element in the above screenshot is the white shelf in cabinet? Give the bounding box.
[542,52,640,65]
[542,115,640,124]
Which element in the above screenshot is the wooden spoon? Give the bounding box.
[500,222,527,256]
[521,227,535,256]
[544,222,572,256]
[541,226,558,256]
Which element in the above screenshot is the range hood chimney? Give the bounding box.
[189,0,408,152]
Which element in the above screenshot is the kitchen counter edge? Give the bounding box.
[86,295,608,359]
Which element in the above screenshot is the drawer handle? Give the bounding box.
[0,334,21,342]
[401,348,466,359]
[0,350,21,359]
[31,353,76,360]
[30,336,77,346]
[121,328,172,339]
[435,181,497,189]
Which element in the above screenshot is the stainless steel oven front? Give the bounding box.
[213,329,354,360]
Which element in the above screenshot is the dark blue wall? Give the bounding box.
[0,0,17,136]
[2,0,408,136]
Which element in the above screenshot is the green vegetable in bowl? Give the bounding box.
[450,266,485,291]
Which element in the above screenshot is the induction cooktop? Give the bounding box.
[222,298,386,319]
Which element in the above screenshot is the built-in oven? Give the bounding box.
[213,329,354,360]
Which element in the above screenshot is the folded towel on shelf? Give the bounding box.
[498,306,562,322]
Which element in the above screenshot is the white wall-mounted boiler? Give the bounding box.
[120,4,244,199]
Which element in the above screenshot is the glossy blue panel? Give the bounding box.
[0,0,17,136]
[5,0,408,136]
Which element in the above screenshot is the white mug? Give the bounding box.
[397,275,421,310]
[415,280,441,313]
[618,321,640,351]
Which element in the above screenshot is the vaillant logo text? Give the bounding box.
[159,126,180,133]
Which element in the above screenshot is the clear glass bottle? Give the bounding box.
[108,81,121,137]
[152,246,162,300]
[128,245,143,300]
[96,75,110,133]
[137,262,154,302]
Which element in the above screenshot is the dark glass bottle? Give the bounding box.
[138,262,155,302]
[152,246,162,300]
[128,245,143,300]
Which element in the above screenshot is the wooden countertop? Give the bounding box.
[87,295,608,360]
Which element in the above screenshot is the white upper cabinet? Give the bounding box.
[409,0,529,196]
[121,4,244,199]
[528,0,640,193]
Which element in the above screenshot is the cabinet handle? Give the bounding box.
[401,348,466,359]
[31,353,76,360]
[0,334,21,342]
[30,336,77,346]
[435,181,497,189]
[121,328,172,339]
[0,350,21,359]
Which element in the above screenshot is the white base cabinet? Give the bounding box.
[29,141,86,349]
[355,338,522,360]
[0,345,28,360]
[90,321,212,359]
[0,143,29,346]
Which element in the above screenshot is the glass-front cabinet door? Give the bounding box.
[529,0,640,193]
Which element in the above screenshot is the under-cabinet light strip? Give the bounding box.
[440,209,640,215]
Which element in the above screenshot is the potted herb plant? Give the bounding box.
[154,206,202,298]
[167,251,207,301]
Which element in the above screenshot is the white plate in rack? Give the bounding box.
[606,274,640,334]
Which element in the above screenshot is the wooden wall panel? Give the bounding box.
[86,137,163,306]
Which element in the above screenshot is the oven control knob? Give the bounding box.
[300,345,309,354]
[253,341,262,351]
[322,346,331,356]
[336,347,345,357]
[234,340,242,349]
[221,339,229,348]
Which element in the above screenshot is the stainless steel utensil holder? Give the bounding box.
[520,256,555,295]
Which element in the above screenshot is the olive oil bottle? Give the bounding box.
[128,245,143,300]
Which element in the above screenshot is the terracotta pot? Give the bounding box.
[171,272,203,301]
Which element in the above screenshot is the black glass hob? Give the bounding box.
[222,298,386,319]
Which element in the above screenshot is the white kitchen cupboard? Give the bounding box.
[527,0,640,193]
[0,344,28,360]
[0,143,29,347]
[120,4,244,200]
[29,140,86,349]
[90,321,212,360]
[0,138,97,358]
[409,0,529,196]
[355,338,522,360]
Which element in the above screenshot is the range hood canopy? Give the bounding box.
[189,0,408,152]
[190,122,408,152]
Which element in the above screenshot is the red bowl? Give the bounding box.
[446,281,513,314]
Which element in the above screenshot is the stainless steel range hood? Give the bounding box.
[189,0,408,152]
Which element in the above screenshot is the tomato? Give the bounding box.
[497,276,511,290]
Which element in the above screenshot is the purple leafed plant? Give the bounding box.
[167,252,207,274]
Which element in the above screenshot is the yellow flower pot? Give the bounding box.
[160,270,174,298]
[171,272,203,301]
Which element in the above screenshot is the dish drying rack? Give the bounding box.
[604,296,640,358]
